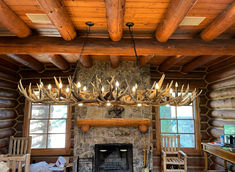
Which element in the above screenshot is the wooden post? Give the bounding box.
[204,151,208,172]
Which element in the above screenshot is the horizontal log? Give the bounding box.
[208,119,235,128]
[209,98,235,108]
[208,127,223,138]
[0,109,17,120]
[48,54,70,71]
[19,69,72,79]
[79,55,93,68]
[206,64,235,83]
[0,88,18,99]
[209,110,235,119]
[0,138,9,149]
[109,55,120,68]
[201,123,209,131]
[0,64,17,76]
[7,54,44,72]
[0,71,18,82]
[158,55,186,72]
[182,55,221,73]
[0,56,19,71]
[0,79,17,89]
[209,87,235,99]
[200,106,209,114]
[0,129,15,139]
[208,56,235,72]
[0,37,235,55]
[201,131,210,140]
[151,72,205,79]
[0,99,18,108]
[0,120,16,129]
[208,77,235,90]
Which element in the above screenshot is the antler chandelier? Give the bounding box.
[18,22,201,107]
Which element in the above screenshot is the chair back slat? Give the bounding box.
[9,136,32,155]
[161,135,180,153]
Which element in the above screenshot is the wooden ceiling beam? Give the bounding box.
[105,0,125,41]
[200,1,235,41]
[139,55,155,67]
[7,54,44,72]
[155,0,198,42]
[182,55,221,73]
[48,54,69,71]
[110,56,120,68]
[0,0,31,38]
[36,0,76,41]
[79,55,92,68]
[158,55,186,72]
[0,37,235,56]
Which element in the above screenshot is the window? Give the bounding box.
[156,100,200,154]
[24,101,71,155]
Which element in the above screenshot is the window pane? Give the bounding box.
[48,120,66,133]
[161,120,177,133]
[48,134,65,148]
[30,120,47,133]
[30,134,47,148]
[31,104,49,119]
[160,106,176,119]
[178,120,194,133]
[180,134,195,148]
[50,105,67,118]
[177,106,193,119]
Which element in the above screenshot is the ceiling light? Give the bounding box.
[180,17,206,26]
[26,13,51,24]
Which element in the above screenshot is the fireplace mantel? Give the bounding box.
[77,118,151,133]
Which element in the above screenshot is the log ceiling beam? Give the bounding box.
[110,55,120,68]
[155,0,198,42]
[182,55,221,73]
[0,0,31,38]
[105,0,125,41]
[139,55,155,67]
[48,54,69,71]
[36,0,76,41]
[0,37,235,55]
[7,54,44,72]
[158,55,185,72]
[79,55,92,68]
[200,1,235,41]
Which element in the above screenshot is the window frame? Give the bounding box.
[23,100,72,156]
[155,98,201,155]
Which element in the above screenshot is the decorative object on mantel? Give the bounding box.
[76,118,151,133]
[18,22,201,107]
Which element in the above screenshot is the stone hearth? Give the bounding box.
[73,61,153,172]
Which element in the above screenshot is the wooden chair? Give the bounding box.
[0,136,32,172]
[161,135,187,172]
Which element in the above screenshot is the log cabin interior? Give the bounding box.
[0,0,235,171]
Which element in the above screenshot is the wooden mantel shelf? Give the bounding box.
[77,118,151,133]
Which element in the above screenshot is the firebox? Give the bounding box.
[94,143,133,172]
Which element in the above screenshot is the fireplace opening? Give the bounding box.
[94,143,133,172]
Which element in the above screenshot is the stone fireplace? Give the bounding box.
[74,61,153,171]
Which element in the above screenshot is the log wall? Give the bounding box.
[151,66,207,172]
[0,62,19,153]
[206,62,235,171]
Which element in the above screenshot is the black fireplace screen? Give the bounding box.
[94,143,133,172]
